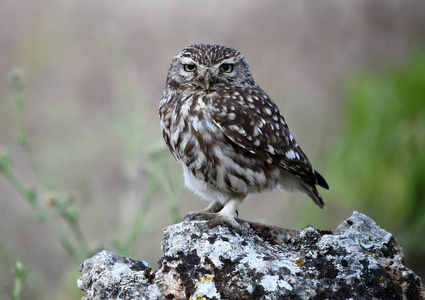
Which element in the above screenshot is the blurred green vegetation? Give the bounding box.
[0,71,184,299]
[328,50,425,268]
[9,261,26,300]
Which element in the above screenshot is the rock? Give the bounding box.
[78,211,424,299]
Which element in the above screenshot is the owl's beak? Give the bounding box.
[201,70,216,91]
[203,78,217,91]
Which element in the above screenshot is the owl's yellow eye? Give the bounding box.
[220,64,233,73]
[184,64,197,72]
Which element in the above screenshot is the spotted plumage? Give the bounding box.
[159,44,329,232]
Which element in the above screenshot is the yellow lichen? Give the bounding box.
[295,258,304,267]
[190,274,215,300]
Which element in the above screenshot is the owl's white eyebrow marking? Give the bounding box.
[212,58,237,67]
[180,57,196,64]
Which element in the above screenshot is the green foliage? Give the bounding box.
[329,50,425,257]
[9,261,26,300]
[1,71,92,263]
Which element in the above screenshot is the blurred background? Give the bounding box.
[1,1,424,299]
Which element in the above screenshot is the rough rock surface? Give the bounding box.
[78,211,424,299]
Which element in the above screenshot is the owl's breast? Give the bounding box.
[160,92,278,195]
[160,93,217,157]
[173,95,222,159]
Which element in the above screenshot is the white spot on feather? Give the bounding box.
[228,124,246,135]
[285,149,297,160]
[267,145,275,154]
[264,107,272,115]
[253,126,262,137]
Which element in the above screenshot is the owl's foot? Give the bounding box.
[183,199,243,233]
[203,201,224,214]
[184,212,243,234]
[182,201,223,221]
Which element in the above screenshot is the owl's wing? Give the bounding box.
[208,86,328,190]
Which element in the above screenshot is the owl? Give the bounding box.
[159,44,329,232]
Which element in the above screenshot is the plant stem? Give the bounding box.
[117,178,160,255]
[10,261,25,300]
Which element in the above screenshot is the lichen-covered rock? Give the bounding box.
[77,250,162,300]
[78,212,424,299]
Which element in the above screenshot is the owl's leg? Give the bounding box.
[184,199,243,234]
[218,199,240,219]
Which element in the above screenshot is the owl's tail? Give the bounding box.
[307,187,326,209]
[315,170,330,190]
[303,170,329,209]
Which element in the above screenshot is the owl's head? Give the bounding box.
[166,44,255,92]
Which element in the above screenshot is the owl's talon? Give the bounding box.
[183,212,201,221]
[208,215,243,234]
[183,211,243,234]
[183,201,227,221]
[184,212,216,221]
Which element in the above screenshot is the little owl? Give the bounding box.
[159,44,329,232]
